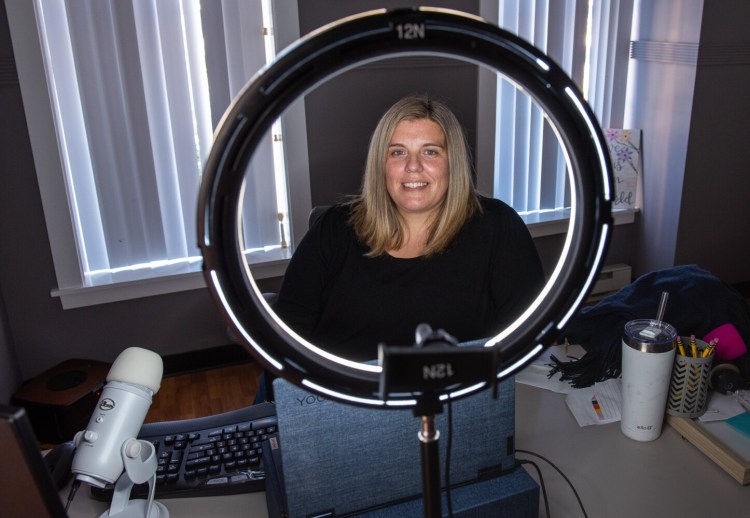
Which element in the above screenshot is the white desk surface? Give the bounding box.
[64,382,750,518]
[514,383,749,518]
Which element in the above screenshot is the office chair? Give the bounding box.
[251,206,331,403]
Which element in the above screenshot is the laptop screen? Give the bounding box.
[0,405,67,518]
[271,376,516,517]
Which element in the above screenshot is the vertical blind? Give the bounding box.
[494,0,634,213]
[34,0,280,286]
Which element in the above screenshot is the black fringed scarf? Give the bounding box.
[549,264,750,388]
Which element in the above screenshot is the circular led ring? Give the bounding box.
[198,8,613,407]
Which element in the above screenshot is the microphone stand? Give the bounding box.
[102,438,168,518]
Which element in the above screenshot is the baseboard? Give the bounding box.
[161,344,254,377]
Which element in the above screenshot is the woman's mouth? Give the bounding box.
[403,182,428,189]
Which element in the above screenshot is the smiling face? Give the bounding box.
[385,118,449,221]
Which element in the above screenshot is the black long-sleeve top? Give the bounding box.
[273,196,545,361]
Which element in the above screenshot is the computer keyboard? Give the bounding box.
[90,402,277,500]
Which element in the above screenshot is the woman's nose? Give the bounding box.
[405,154,422,172]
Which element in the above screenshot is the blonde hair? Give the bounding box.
[349,94,480,257]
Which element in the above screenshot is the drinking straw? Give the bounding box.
[656,291,668,323]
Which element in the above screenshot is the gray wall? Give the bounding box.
[626,0,750,283]
[626,0,702,277]
[0,0,746,402]
[675,0,750,283]
[0,290,20,403]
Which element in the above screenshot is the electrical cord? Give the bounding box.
[443,406,588,518]
[65,479,81,512]
[516,449,589,518]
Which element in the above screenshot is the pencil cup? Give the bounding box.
[620,319,677,442]
[667,337,714,418]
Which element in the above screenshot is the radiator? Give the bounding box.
[590,263,632,299]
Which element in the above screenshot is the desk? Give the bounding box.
[515,383,749,517]
[64,382,750,517]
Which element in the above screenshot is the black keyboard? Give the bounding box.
[90,402,277,500]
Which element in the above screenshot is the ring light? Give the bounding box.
[198,7,613,408]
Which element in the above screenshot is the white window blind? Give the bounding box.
[494,0,634,214]
[584,0,634,130]
[33,0,285,288]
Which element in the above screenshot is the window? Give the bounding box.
[481,0,635,221]
[8,0,307,308]
[10,1,633,308]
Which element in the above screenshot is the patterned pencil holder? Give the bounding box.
[667,337,714,418]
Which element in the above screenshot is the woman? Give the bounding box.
[273,94,545,361]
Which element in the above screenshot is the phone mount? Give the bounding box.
[102,438,168,518]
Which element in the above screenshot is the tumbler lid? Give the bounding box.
[624,319,677,353]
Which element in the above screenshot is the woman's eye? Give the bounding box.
[391,149,406,157]
[424,149,438,156]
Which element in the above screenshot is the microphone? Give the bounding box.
[71,347,163,488]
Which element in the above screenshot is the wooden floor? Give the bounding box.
[144,362,263,423]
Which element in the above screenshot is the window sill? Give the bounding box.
[52,247,292,310]
[52,209,638,309]
[524,207,638,238]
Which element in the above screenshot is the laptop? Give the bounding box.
[0,405,68,518]
[265,373,517,517]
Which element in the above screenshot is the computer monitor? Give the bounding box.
[0,405,67,517]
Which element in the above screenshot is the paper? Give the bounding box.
[515,343,586,394]
[699,391,747,423]
[604,128,642,210]
[565,378,622,427]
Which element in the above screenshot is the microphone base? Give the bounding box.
[105,439,169,518]
[100,500,168,518]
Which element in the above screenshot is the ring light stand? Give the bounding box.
[198,7,613,517]
[384,324,500,515]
